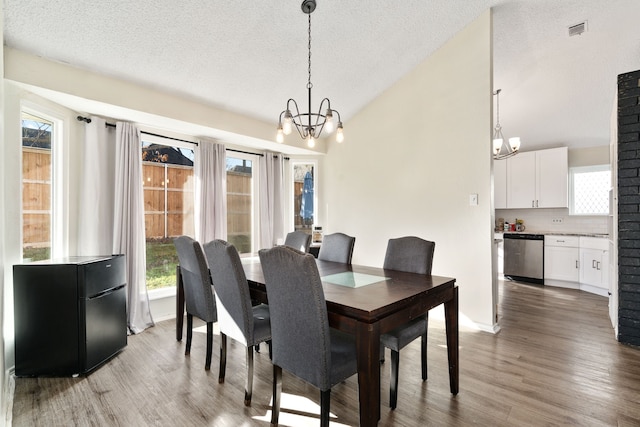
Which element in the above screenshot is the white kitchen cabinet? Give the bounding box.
[544,235,579,283]
[494,159,507,209]
[506,147,568,209]
[506,151,536,208]
[579,237,609,295]
[536,148,568,208]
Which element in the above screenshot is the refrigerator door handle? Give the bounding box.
[87,284,126,300]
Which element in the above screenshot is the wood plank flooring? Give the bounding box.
[11,280,640,426]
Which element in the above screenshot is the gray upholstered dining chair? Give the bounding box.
[317,232,356,264]
[173,235,217,370]
[258,245,358,427]
[380,236,435,409]
[284,230,312,253]
[202,239,271,406]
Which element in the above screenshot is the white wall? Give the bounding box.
[2,83,85,379]
[569,145,609,167]
[3,47,325,156]
[321,10,496,329]
[0,7,7,424]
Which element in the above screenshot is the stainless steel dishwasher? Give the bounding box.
[503,233,544,284]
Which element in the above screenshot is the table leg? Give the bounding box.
[356,321,381,427]
[176,265,185,342]
[444,286,459,394]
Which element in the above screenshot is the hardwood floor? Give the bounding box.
[12,280,640,426]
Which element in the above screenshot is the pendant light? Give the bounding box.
[276,0,344,147]
[493,89,521,159]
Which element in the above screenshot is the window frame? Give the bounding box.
[290,159,318,233]
[226,151,261,253]
[569,164,611,216]
[20,104,67,260]
[140,134,196,295]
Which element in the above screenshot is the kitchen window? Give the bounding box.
[569,165,611,215]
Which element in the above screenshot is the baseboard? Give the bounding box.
[544,279,580,289]
[580,284,609,297]
[3,367,15,427]
[476,323,501,334]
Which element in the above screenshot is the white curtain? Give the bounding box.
[259,152,285,248]
[113,122,154,334]
[195,138,227,242]
[78,117,115,255]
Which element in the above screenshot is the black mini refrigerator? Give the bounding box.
[13,255,127,377]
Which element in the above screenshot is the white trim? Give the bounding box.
[3,368,15,427]
[148,286,176,300]
[290,160,318,232]
[580,283,609,297]
[226,151,261,253]
[20,103,69,259]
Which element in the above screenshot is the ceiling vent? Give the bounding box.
[568,21,587,37]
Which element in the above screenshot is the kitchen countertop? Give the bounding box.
[495,231,609,239]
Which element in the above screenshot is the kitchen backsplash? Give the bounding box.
[495,208,608,235]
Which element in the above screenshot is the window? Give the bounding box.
[570,165,611,215]
[292,162,316,234]
[227,154,257,253]
[142,138,195,290]
[21,112,54,262]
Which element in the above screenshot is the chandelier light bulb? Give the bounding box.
[283,110,293,135]
[324,109,334,133]
[336,123,344,143]
[276,127,284,143]
[509,137,521,152]
[307,135,315,148]
[493,138,503,154]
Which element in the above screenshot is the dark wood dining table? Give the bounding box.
[176,257,459,427]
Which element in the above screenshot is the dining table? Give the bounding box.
[176,256,459,427]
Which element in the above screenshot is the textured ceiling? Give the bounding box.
[4,0,640,151]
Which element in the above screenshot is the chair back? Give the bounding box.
[284,231,312,252]
[174,236,217,322]
[203,239,254,345]
[383,236,435,275]
[317,232,356,264]
[258,246,332,389]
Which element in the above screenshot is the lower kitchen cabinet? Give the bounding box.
[544,235,579,283]
[579,237,609,297]
[543,235,609,297]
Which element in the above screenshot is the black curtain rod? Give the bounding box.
[77,116,288,160]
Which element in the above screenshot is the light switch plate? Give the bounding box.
[469,193,478,206]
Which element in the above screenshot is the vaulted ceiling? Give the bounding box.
[4,0,640,151]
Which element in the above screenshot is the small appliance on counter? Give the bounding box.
[312,225,323,243]
[500,218,526,232]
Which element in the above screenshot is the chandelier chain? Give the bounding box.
[307,14,312,89]
[494,89,501,127]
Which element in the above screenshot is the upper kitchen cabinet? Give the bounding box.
[506,147,568,209]
[494,158,507,209]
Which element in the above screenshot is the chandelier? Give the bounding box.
[493,89,521,159]
[276,0,344,148]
